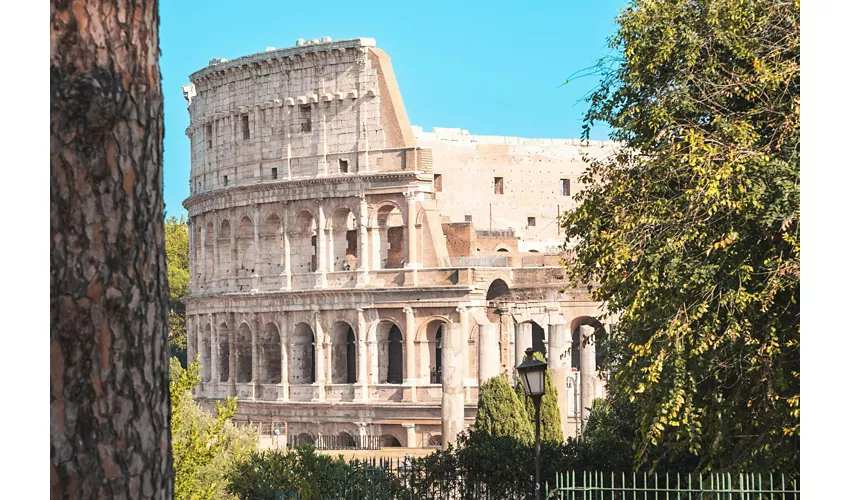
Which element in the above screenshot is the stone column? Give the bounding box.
[405,193,419,268]
[252,204,260,291]
[316,200,327,288]
[200,220,207,289]
[579,324,597,428]
[188,218,195,294]
[402,423,417,448]
[251,315,259,400]
[403,307,417,385]
[370,227,381,270]
[279,316,289,401]
[212,217,219,291]
[368,322,379,385]
[357,196,370,286]
[210,313,219,393]
[516,322,532,369]
[283,229,292,290]
[477,323,499,383]
[228,313,237,396]
[278,208,287,290]
[457,306,470,385]
[356,308,369,402]
[186,315,196,367]
[324,317,333,386]
[441,323,465,450]
[229,220,237,289]
[313,311,326,401]
[548,323,570,440]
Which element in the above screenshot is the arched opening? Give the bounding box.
[422,320,447,384]
[330,322,357,384]
[219,322,229,382]
[376,204,404,269]
[290,323,315,384]
[201,324,212,382]
[295,433,315,447]
[571,317,605,370]
[531,321,547,358]
[259,323,281,383]
[338,432,356,448]
[380,434,402,448]
[218,220,232,279]
[486,279,510,301]
[329,208,357,271]
[528,249,540,253]
[497,247,509,252]
[293,211,318,274]
[236,216,254,277]
[377,321,403,384]
[236,323,252,383]
[261,213,282,276]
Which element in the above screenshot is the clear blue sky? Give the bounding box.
[160,0,626,216]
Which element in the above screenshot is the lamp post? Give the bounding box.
[516,347,547,500]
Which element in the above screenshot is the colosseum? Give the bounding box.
[182,37,615,450]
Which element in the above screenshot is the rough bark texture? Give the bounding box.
[50,0,172,498]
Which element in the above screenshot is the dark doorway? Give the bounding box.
[346,328,356,383]
[532,322,547,358]
[387,325,403,383]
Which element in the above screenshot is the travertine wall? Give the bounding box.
[415,126,618,249]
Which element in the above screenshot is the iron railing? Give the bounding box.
[547,471,800,500]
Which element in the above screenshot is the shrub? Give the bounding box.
[474,376,533,444]
[515,351,563,443]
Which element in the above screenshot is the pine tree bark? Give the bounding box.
[50,0,172,498]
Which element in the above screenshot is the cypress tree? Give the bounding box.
[515,351,563,443]
[474,376,533,444]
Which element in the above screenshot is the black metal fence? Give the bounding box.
[288,434,382,450]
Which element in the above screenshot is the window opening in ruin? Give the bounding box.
[434,174,443,192]
[224,175,228,186]
[387,325,403,384]
[206,123,213,149]
[346,328,356,383]
[532,322,547,358]
[300,105,312,132]
[494,177,504,194]
[432,325,443,384]
[311,235,317,272]
[527,217,536,227]
[497,248,509,252]
[560,178,571,196]
[242,115,250,140]
[271,167,278,180]
[339,159,349,173]
[464,215,473,222]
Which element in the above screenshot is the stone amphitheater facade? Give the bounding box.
[182,37,615,449]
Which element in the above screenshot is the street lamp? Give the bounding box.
[516,347,547,500]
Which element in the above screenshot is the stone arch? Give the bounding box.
[330,321,357,384]
[372,202,405,269]
[259,323,281,383]
[420,319,448,384]
[219,321,230,382]
[292,210,318,274]
[496,246,510,252]
[218,219,232,278]
[486,279,511,301]
[375,320,403,384]
[290,322,315,384]
[236,215,255,275]
[294,433,315,447]
[328,208,358,271]
[380,434,402,448]
[570,317,606,370]
[261,213,282,276]
[337,432,356,448]
[236,322,252,383]
[201,323,212,382]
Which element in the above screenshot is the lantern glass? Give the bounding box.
[516,350,547,397]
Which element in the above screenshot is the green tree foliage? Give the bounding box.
[473,376,533,444]
[171,357,256,499]
[165,216,190,364]
[514,351,563,443]
[226,448,404,500]
[562,0,799,471]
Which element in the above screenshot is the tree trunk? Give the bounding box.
[50,0,172,498]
